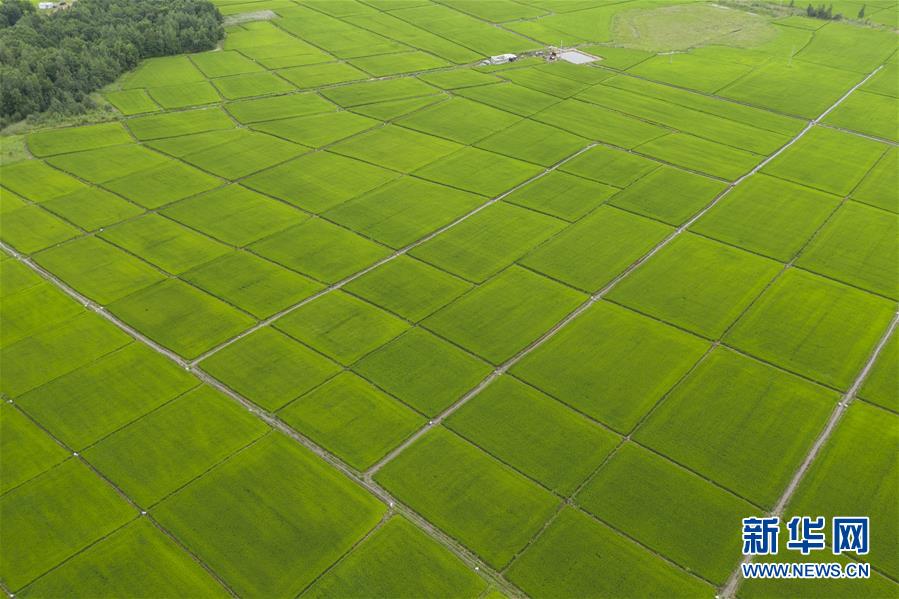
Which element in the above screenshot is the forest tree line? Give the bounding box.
[0,0,223,127]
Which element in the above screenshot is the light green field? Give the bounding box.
[279,372,423,469]
[448,376,620,494]
[375,427,559,568]
[410,203,566,282]
[521,205,672,292]
[726,269,895,389]
[577,442,760,584]
[153,433,385,597]
[636,347,838,508]
[787,402,899,578]
[201,327,340,411]
[607,233,782,338]
[513,300,709,433]
[275,291,408,365]
[3,3,897,596]
[343,255,472,322]
[423,266,586,364]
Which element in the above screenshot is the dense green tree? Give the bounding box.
[0,0,222,126]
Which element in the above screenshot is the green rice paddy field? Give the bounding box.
[1,0,897,597]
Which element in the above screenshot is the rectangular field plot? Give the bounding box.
[85,386,267,506]
[410,203,566,282]
[447,376,619,495]
[17,343,197,450]
[349,50,449,76]
[1,160,85,202]
[344,256,472,323]
[103,161,221,209]
[274,291,408,365]
[0,205,79,254]
[211,71,295,99]
[413,147,543,196]
[320,78,440,108]
[0,403,68,495]
[577,83,790,155]
[396,98,520,145]
[27,122,131,157]
[148,129,307,179]
[502,171,616,221]
[225,93,334,124]
[330,125,461,173]
[17,519,229,599]
[852,147,898,213]
[190,50,263,78]
[1,282,81,348]
[119,55,205,89]
[823,90,899,141]
[796,200,898,299]
[126,108,234,140]
[243,151,398,213]
[761,127,887,196]
[353,328,491,417]
[108,280,254,360]
[304,516,486,598]
[153,433,384,598]
[41,186,143,232]
[725,269,895,390]
[521,205,672,292]
[423,266,585,365]
[634,132,763,180]
[629,53,752,93]
[324,176,482,248]
[859,332,898,413]
[278,373,422,470]
[719,60,860,118]
[532,99,668,148]
[100,214,230,275]
[104,89,160,115]
[374,427,559,568]
[418,69,500,90]
[34,236,165,304]
[636,347,839,508]
[454,83,559,117]
[147,81,222,109]
[512,301,709,433]
[47,145,170,183]
[0,459,136,592]
[786,402,898,578]
[607,233,781,338]
[183,251,322,318]
[692,174,841,262]
[497,66,593,99]
[352,95,445,121]
[161,185,305,247]
[609,165,727,225]
[250,111,378,148]
[559,144,659,188]
[577,443,759,584]
[277,61,368,89]
[475,119,587,167]
[200,327,340,412]
[250,219,391,283]
[506,508,712,598]
[0,312,131,399]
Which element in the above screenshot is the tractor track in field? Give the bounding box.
[366,62,888,479]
